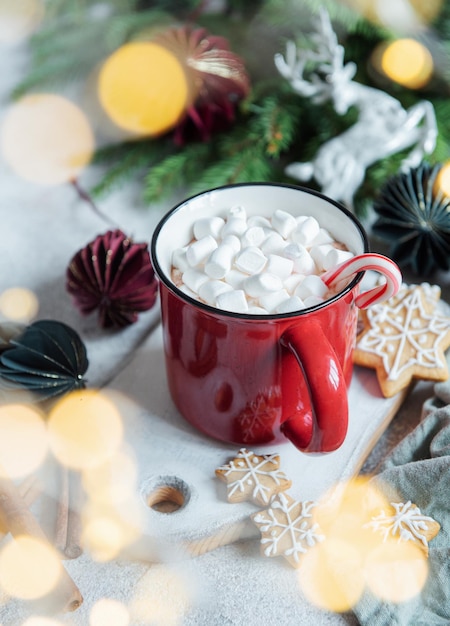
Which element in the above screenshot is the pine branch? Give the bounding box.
[143,143,212,203]
[91,140,166,198]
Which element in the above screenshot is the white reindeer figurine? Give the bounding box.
[275,9,437,208]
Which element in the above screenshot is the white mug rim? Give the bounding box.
[150,182,369,320]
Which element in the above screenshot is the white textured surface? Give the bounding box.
[0,37,436,626]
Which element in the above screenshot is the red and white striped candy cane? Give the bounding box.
[321,253,402,309]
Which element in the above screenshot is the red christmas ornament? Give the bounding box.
[154,25,250,144]
[67,229,158,328]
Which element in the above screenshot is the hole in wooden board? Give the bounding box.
[145,476,190,514]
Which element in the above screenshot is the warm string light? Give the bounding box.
[97,41,191,137]
[0,94,94,185]
[0,287,39,323]
[297,477,429,611]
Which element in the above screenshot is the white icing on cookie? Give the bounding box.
[252,493,324,564]
[366,501,437,547]
[356,287,450,381]
[216,448,290,505]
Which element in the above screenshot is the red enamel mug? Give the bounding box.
[151,183,400,453]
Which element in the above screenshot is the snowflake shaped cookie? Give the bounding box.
[251,492,324,568]
[365,501,440,556]
[215,448,291,505]
[354,283,450,397]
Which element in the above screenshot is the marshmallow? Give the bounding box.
[283,273,304,294]
[310,244,335,271]
[295,274,328,300]
[205,244,235,279]
[224,268,248,289]
[323,248,354,271]
[247,305,269,314]
[222,234,241,254]
[275,296,305,314]
[266,254,294,279]
[259,289,290,313]
[193,216,225,240]
[284,243,316,275]
[235,247,267,275]
[247,215,271,229]
[244,273,283,298]
[186,235,218,267]
[182,268,210,293]
[303,295,325,308]
[271,209,297,238]
[291,216,320,246]
[216,289,249,313]
[240,226,266,249]
[198,280,233,305]
[171,246,190,272]
[178,284,198,300]
[310,228,334,246]
[260,232,286,255]
[228,205,247,220]
[221,217,248,238]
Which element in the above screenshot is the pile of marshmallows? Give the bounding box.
[171,206,355,314]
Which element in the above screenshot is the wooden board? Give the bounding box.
[96,322,409,563]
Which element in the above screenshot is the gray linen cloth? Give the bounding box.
[353,366,450,625]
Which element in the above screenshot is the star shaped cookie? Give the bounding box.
[365,500,440,557]
[353,283,450,397]
[251,492,324,568]
[215,448,291,506]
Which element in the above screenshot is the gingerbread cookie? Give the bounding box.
[215,448,291,506]
[251,492,324,568]
[353,283,450,397]
[365,500,440,557]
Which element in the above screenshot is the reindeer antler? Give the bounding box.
[274,8,355,103]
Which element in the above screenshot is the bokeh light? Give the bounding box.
[434,161,450,198]
[380,39,433,89]
[98,41,190,136]
[129,565,192,626]
[1,93,95,185]
[0,536,62,599]
[343,0,442,30]
[298,538,365,612]
[90,598,130,626]
[47,390,123,471]
[365,540,428,602]
[0,404,48,479]
[0,0,44,45]
[82,448,138,506]
[0,287,39,322]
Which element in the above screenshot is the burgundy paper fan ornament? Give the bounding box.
[67,229,158,328]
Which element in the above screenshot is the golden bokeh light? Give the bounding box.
[0,536,62,599]
[129,565,192,626]
[1,93,95,185]
[47,390,123,471]
[82,448,138,506]
[298,538,365,612]
[434,161,450,198]
[365,540,428,602]
[343,0,442,29]
[0,0,44,45]
[380,39,433,89]
[0,404,48,479]
[90,598,130,626]
[98,41,190,136]
[0,287,39,322]
[82,514,128,562]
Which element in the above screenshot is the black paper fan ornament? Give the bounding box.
[0,320,88,401]
[372,162,450,275]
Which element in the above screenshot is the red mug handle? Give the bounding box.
[280,319,348,453]
[280,253,402,453]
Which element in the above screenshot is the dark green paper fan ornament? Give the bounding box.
[372,162,450,275]
[0,320,88,401]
